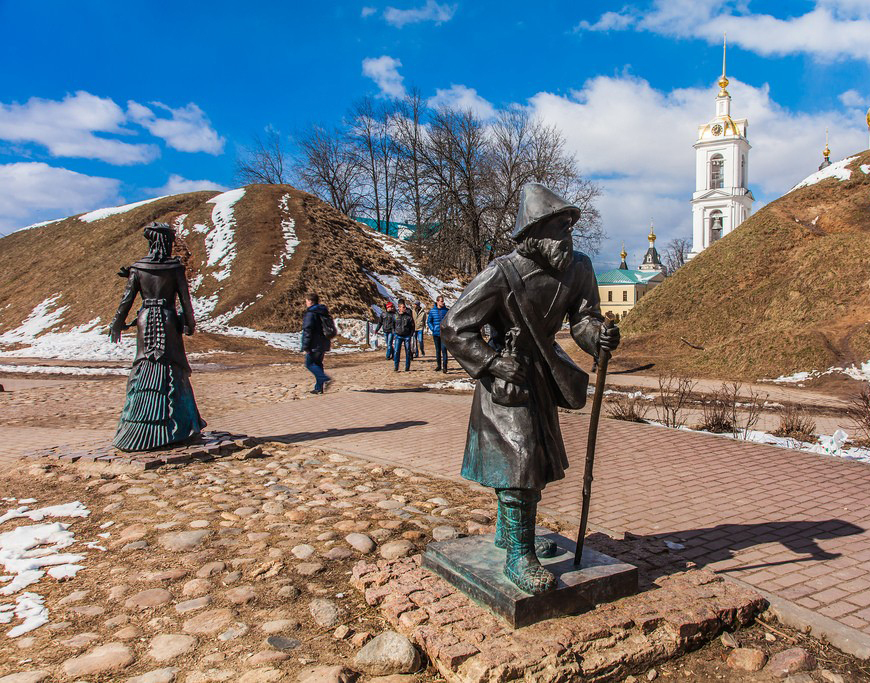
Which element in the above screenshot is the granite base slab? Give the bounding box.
[422,530,638,628]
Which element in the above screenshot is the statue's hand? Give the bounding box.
[109,322,123,344]
[183,325,194,336]
[600,324,620,353]
[489,355,526,384]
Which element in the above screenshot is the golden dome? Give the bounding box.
[620,244,627,259]
[648,224,656,243]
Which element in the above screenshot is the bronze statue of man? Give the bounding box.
[109,221,206,451]
[441,183,619,595]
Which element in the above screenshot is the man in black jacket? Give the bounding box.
[301,292,332,394]
[392,300,415,372]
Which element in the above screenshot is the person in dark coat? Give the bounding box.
[441,183,620,595]
[374,301,396,359]
[301,292,332,394]
[427,295,450,372]
[392,300,415,372]
[109,222,206,451]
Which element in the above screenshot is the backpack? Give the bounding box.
[319,312,337,339]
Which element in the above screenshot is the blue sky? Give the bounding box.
[1,0,869,269]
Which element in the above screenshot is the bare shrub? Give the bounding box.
[698,387,733,433]
[656,373,696,428]
[773,404,817,443]
[723,382,766,440]
[848,386,870,447]
[605,393,650,423]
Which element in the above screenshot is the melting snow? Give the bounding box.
[205,188,245,282]
[271,194,300,276]
[0,295,68,344]
[0,318,135,362]
[18,218,63,232]
[861,164,870,175]
[79,196,169,223]
[0,501,92,637]
[790,156,857,191]
[424,378,475,391]
[173,213,189,237]
[762,360,870,385]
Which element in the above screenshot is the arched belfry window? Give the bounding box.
[710,154,724,189]
[710,210,723,243]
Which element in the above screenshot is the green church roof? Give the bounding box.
[596,269,662,285]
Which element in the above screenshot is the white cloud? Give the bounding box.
[383,0,456,27]
[361,6,377,17]
[526,74,868,264]
[362,55,407,98]
[0,92,158,165]
[0,162,120,235]
[128,101,225,155]
[577,0,870,62]
[148,174,227,195]
[427,84,496,119]
[839,89,868,108]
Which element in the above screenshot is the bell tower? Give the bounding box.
[689,35,754,259]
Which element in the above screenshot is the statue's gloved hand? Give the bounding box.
[489,355,526,383]
[183,325,194,336]
[600,324,620,353]
[109,321,123,344]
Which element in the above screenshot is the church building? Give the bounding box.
[597,228,665,321]
[689,38,754,258]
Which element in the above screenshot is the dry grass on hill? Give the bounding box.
[620,150,870,381]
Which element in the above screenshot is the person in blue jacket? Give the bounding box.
[427,294,450,373]
[301,292,332,394]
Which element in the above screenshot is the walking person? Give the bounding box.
[428,294,450,373]
[392,299,415,372]
[375,301,396,360]
[301,292,333,394]
[412,300,427,357]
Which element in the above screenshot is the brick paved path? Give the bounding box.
[3,388,869,642]
[219,390,870,640]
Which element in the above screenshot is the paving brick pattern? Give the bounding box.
[219,391,870,639]
[4,388,870,640]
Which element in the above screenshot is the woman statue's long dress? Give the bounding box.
[109,222,206,451]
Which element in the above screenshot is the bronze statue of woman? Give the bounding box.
[109,221,206,451]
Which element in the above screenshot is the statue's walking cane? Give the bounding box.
[574,319,613,566]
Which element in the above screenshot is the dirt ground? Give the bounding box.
[1,345,870,681]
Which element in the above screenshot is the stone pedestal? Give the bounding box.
[422,530,638,628]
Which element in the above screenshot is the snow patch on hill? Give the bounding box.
[272,194,300,276]
[0,295,68,344]
[204,188,245,282]
[790,156,857,192]
[79,196,169,223]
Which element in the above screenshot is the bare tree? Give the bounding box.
[393,89,428,240]
[349,98,399,232]
[235,128,289,185]
[663,237,691,275]
[294,125,364,217]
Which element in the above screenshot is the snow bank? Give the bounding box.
[424,378,475,391]
[0,295,68,344]
[861,164,870,175]
[790,156,858,191]
[0,501,92,637]
[79,196,168,223]
[205,188,245,282]
[271,194,300,276]
[762,360,870,385]
[0,319,135,363]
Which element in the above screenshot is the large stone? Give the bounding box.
[186,670,234,683]
[183,608,234,635]
[726,648,767,672]
[238,669,283,683]
[266,635,301,651]
[354,631,421,676]
[310,598,341,628]
[225,585,257,605]
[0,672,51,683]
[61,642,135,677]
[296,666,355,683]
[125,588,173,609]
[345,533,376,554]
[158,530,211,551]
[148,633,196,662]
[765,648,817,678]
[379,540,415,560]
[126,668,180,683]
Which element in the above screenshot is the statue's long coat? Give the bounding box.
[441,250,603,491]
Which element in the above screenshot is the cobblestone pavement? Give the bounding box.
[215,390,870,642]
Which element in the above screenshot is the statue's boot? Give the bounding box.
[497,489,556,595]
[494,495,558,558]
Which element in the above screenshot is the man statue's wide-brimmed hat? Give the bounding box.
[512,183,581,241]
[143,221,175,239]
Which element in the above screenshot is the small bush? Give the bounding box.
[605,393,650,423]
[698,388,734,433]
[848,386,870,447]
[656,373,696,428]
[773,404,817,443]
